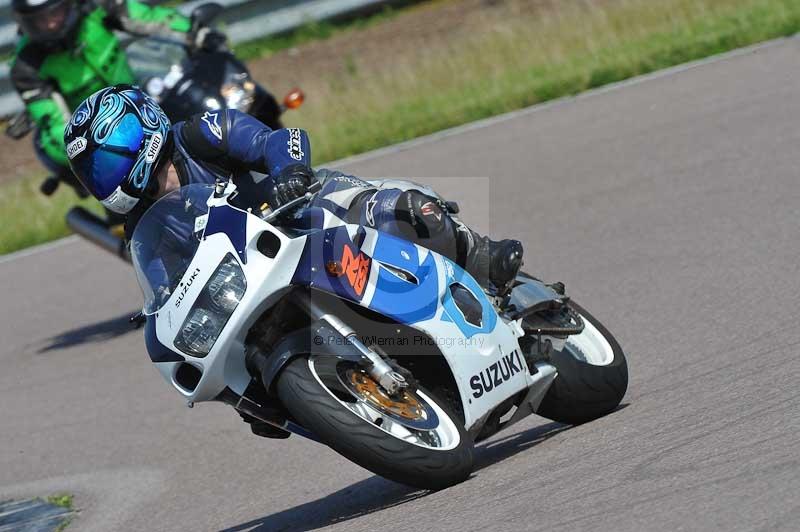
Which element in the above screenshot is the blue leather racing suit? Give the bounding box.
[127,108,467,268]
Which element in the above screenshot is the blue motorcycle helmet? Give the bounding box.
[64,85,173,214]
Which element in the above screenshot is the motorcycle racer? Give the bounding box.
[64,85,524,435]
[10,0,224,195]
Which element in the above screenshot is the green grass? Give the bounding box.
[0,176,103,255]
[2,0,800,255]
[46,493,74,532]
[296,0,800,163]
[46,493,74,510]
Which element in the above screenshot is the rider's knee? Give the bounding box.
[397,190,449,239]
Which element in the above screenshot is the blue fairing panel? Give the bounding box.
[145,317,184,363]
[368,231,439,324]
[292,226,440,325]
[292,225,498,336]
[292,226,369,302]
[440,259,497,338]
[204,204,249,264]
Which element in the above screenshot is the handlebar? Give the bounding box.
[261,181,322,223]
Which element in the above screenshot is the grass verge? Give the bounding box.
[46,493,74,532]
[46,493,74,509]
[0,177,103,255]
[1,0,799,255]
[297,0,800,162]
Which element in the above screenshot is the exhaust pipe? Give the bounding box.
[66,206,130,262]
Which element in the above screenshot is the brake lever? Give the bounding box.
[262,181,322,223]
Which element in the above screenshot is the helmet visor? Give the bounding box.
[71,114,145,199]
[15,0,75,42]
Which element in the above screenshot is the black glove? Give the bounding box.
[272,164,315,207]
[190,27,227,52]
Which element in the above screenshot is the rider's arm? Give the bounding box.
[100,0,191,40]
[179,109,312,176]
[10,44,69,166]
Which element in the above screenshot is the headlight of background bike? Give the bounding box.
[221,76,256,112]
[174,254,246,357]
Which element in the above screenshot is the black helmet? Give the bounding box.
[12,0,81,44]
[64,85,173,214]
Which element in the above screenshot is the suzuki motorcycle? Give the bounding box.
[130,179,628,489]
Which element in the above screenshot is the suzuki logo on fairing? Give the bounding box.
[175,268,201,308]
[469,350,523,398]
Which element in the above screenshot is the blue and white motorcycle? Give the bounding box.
[131,180,628,489]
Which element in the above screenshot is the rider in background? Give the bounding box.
[10,0,225,198]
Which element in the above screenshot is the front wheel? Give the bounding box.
[276,356,474,489]
[536,301,628,425]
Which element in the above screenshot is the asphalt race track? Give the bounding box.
[2,37,799,532]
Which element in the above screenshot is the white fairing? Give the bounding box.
[143,184,550,430]
[150,198,309,402]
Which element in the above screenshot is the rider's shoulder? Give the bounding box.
[177,110,229,158]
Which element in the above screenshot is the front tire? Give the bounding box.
[276,356,474,490]
[536,302,628,425]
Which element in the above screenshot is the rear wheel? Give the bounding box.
[536,302,628,424]
[276,355,474,489]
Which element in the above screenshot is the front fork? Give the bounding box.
[293,294,409,396]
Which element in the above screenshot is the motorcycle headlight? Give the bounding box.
[221,78,256,111]
[174,254,246,357]
[207,259,247,313]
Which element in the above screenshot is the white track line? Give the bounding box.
[1,34,794,265]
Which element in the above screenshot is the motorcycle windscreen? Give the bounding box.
[130,184,214,313]
[126,38,190,88]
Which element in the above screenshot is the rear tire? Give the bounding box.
[536,302,628,425]
[276,356,474,490]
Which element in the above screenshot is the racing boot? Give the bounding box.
[462,229,524,295]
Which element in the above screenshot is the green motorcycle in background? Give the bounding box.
[7,0,209,200]
[6,0,304,259]
[7,0,299,201]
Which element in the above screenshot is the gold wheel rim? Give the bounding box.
[348,370,425,421]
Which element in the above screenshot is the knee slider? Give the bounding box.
[399,191,448,238]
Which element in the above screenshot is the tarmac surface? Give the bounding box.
[1,37,799,531]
